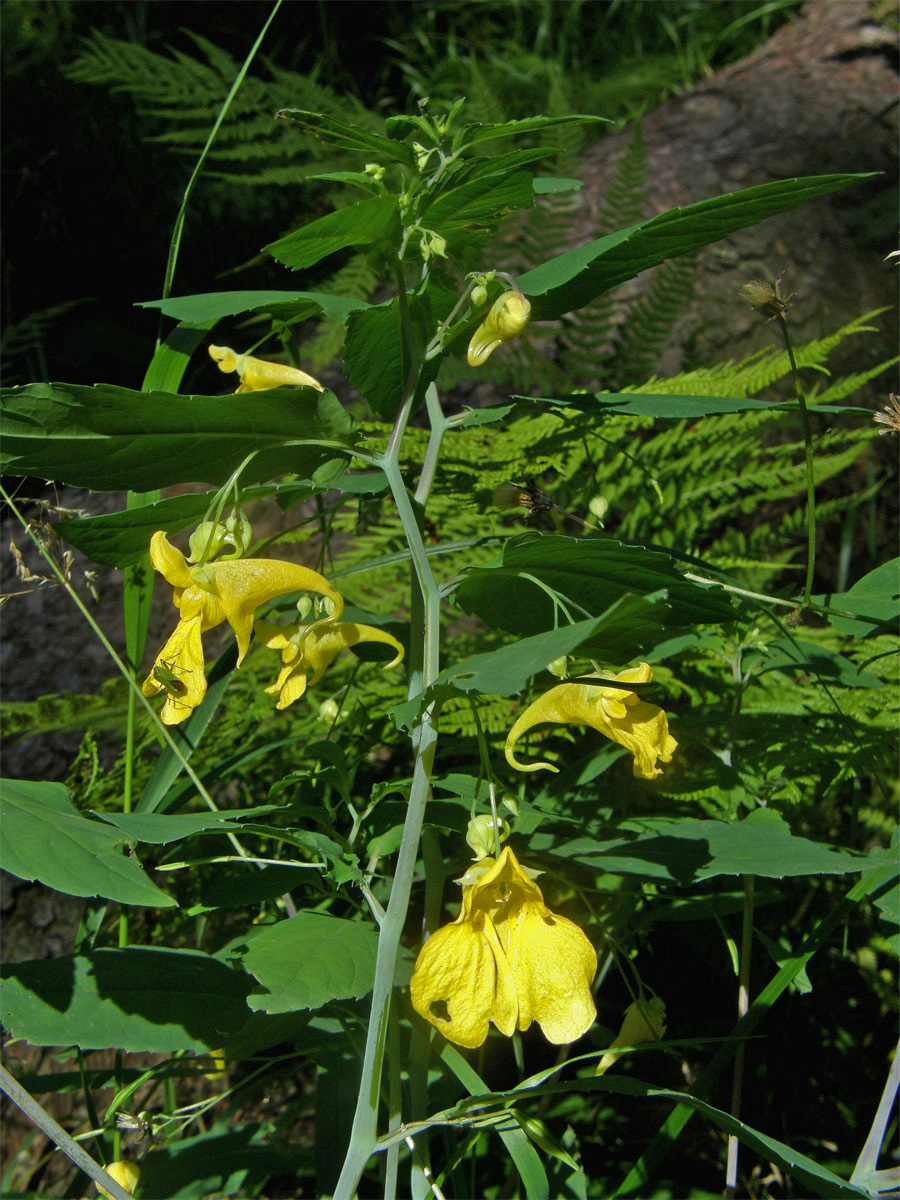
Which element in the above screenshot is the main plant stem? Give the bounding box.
[334,381,443,1199]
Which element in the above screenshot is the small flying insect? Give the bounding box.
[115,1110,154,1156]
[493,477,603,533]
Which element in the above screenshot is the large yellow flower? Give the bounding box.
[142,531,343,725]
[208,344,324,393]
[410,846,596,1048]
[255,619,404,710]
[505,663,677,779]
[467,291,531,367]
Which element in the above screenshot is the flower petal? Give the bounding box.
[142,615,207,725]
[202,559,344,664]
[303,622,404,686]
[149,531,192,589]
[466,292,531,367]
[505,667,677,779]
[410,919,504,1049]
[505,902,597,1044]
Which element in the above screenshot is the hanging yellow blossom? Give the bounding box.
[505,663,677,779]
[255,619,404,709]
[96,1160,140,1199]
[142,531,343,725]
[467,290,531,367]
[208,344,324,393]
[595,995,667,1075]
[410,845,596,1048]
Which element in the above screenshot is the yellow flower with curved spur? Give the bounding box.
[208,344,324,393]
[255,619,404,710]
[467,290,531,367]
[595,995,667,1075]
[410,845,596,1048]
[142,531,343,725]
[505,663,677,779]
[96,1160,140,1199]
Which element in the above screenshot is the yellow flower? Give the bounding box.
[96,1160,140,1199]
[505,663,677,779]
[467,290,531,366]
[255,619,404,710]
[595,995,667,1075]
[410,845,596,1048]
[142,531,343,725]
[208,344,324,393]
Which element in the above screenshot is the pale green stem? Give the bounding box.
[385,1001,402,1200]
[0,1065,134,1200]
[724,875,755,1197]
[334,414,442,1200]
[850,1039,900,1187]
[415,383,450,505]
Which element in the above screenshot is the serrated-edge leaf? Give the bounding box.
[138,290,372,324]
[264,196,401,272]
[518,174,876,319]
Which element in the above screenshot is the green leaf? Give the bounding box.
[428,148,558,197]
[456,114,609,150]
[264,196,401,272]
[275,109,416,166]
[745,638,883,688]
[0,779,175,907]
[0,382,356,491]
[343,292,442,420]
[482,1075,869,1200]
[522,392,871,418]
[138,1126,310,1200]
[0,948,252,1052]
[517,174,876,320]
[196,865,313,911]
[418,171,534,244]
[438,1042,549,1200]
[454,533,734,639]
[138,290,371,325]
[814,557,899,636]
[54,482,318,568]
[234,914,381,1013]
[94,808,282,845]
[534,810,877,883]
[533,177,583,195]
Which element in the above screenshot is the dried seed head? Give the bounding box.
[741,276,795,321]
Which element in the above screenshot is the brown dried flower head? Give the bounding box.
[873,394,900,436]
[740,276,796,321]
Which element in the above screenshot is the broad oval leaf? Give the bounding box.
[454,533,734,638]
[814,557,900,637]
[235,913,381,1013]
[0,947,252,1052]
[0,779,174,907]
[533,811,878,883]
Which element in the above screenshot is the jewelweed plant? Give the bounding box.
[1,45,897,1200]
